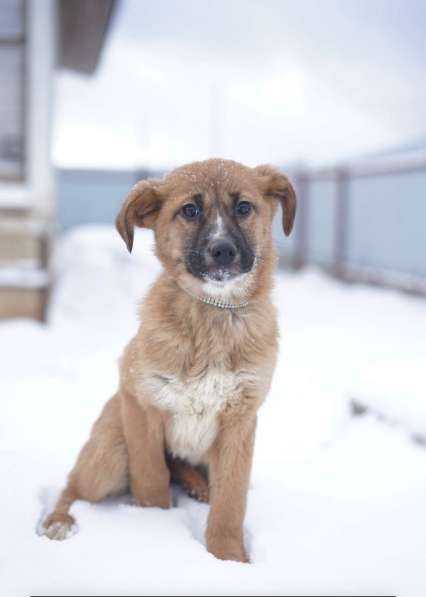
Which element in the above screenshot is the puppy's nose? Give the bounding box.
[209,240,237,267]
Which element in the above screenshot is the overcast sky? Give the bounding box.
[53,0,426,170]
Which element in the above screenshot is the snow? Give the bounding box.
[0,263,49,288]
[1,225,426,596]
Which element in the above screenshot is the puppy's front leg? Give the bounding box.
[121,391,170,508]
[206,415,257,563]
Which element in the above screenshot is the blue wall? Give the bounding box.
[56,169,142,231]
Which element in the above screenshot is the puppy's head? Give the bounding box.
[116,159,296,298]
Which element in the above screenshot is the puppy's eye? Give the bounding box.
[235,200,252,217]
[181,203,200,220]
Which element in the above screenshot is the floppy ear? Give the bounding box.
[116,179,162,252]
[253,164,297,236]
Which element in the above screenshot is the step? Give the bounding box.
[0,218,49,262]
[0,263,49,320]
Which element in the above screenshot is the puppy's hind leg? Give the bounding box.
[41,395,128,541]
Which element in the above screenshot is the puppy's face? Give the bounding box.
[174,191,255,284]
[116,159,296,297]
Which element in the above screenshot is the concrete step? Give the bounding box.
[0,263,49,320]
[0,212,51,319]
[0,218,49,262]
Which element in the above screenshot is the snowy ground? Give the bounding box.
[1,225,426,597]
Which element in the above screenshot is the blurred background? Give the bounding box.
[2,3,426,594]
[0,0,425,319]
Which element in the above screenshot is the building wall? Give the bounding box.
[0,0,55,319]
[0,0,55,210]
[0,0,26,181]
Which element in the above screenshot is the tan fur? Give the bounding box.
[41,159,296,562]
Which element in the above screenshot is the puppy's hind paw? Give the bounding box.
[184,479,209,503]
[38,512,78,541]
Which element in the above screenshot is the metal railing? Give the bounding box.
[288,157,426,296]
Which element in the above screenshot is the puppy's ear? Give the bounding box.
[253,165,296,236]
[116,179,162,252]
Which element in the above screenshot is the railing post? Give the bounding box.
[334,168,349,279]
[292,171,309,269]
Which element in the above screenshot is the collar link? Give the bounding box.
[178,284,249,310]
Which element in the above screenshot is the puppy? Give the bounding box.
[41,159,296,562]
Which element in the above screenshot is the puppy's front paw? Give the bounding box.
[39,512,77,541]
[207,534,248,563]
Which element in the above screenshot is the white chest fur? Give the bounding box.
[146,369,251,464]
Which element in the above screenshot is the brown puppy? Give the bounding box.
[41,158,296,562]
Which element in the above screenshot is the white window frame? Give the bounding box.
[0,0,55,212]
